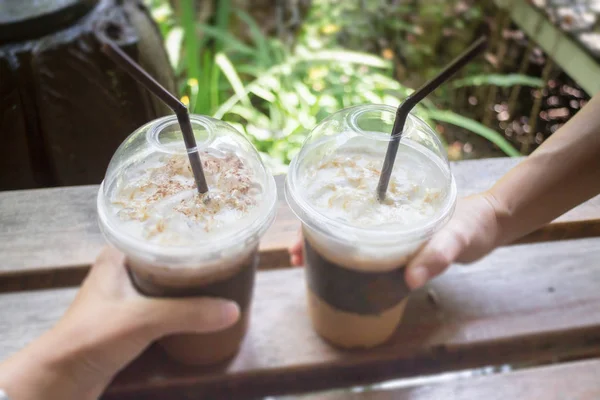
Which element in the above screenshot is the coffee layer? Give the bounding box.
[129,250,258,310]
[308,289,408,349]
[160,311,250,365]
[304,239,410,315]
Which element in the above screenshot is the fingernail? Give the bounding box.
[220,301,240,327]
[410,266,429,289]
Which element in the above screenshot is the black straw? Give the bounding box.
[376,36,488,201]
[99,39,209,194]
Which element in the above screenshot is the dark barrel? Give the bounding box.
[0,0,176,190]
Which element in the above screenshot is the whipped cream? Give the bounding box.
[109,148,263,246]
[300,138,447,229]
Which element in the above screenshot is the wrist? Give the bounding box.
[44,321,116,396]
[481,189,511,247]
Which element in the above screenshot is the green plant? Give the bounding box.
[422,109,521,157]
[452,74,545,89]
[145,0,521,168]
[212,7,520,169]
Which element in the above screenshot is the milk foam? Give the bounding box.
[300,138,447,229]
[109,148,263,246]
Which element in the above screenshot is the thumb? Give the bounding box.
[144,297,240,338]
[405,227,468,290]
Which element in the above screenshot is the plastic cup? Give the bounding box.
[285,104,457,348]
[97,114,277,364]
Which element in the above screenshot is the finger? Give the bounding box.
[83,246,127,287]
[405,227,468,290]
[144,297,240,338]
[291,253,303,267]
[288,231,304,266]
[96,246,125,266]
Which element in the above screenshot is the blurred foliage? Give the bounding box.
[452,74,545,89]
[145,0,529,171]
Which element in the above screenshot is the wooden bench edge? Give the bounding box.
[3,219,600,293]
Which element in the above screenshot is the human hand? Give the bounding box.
[288,193,503,289]
[289,229,304,267]
[0,247,240,400]
[405,192,504,289]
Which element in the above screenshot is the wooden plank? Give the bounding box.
[0,175,296,292]
[305,358,600,399]
[0,175,292,274]
[494,0,600,96]
[2,157,600,291]
[2,238,600,399]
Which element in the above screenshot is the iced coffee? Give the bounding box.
[285,105,456,348]
[97,115,277,364]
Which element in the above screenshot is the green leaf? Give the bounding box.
[181,0,200,82]
[215,53,252,108]
[196,23,255,55]
[164,26,183,70]
[452,74,545,89]
[193,46,212,114]
[210,52,221,113]
[424,110,521,157]
[235,65,263,76]
[305,50,392,69]
[230,105,271,127]
[250,85,276,103]
[234,9,272,67]
[187,78,199,112]
[387,20,416,32]
[293,81,317,107]
[214,0,231,53]
[214,62,290,119]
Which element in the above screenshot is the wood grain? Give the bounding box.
[2,238,600,399]
[305,358,600,399]
[0,175,295,291]
[2,157,600,291]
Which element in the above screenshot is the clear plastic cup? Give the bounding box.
[285,104,457,348]
[97,114,277,364]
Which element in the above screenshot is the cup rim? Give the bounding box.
[285,105,457,245]
[285,172,457,245]
[98,180,278,262]
[97,116,279,263]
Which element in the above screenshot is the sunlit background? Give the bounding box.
[145,0,590,173]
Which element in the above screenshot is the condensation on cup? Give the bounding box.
[97,114,277,365]
[285,104,457,349]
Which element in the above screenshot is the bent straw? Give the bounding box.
[376,36,488,201]
[100,39,209,194]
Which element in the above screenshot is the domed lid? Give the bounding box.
[285,104,456,245]
[98,114,277,262]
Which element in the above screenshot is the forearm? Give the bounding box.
[488,93,600,245]
[0,247,240,400]
[0,323,112,400]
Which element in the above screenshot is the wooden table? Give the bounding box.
[2,157,600,399]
